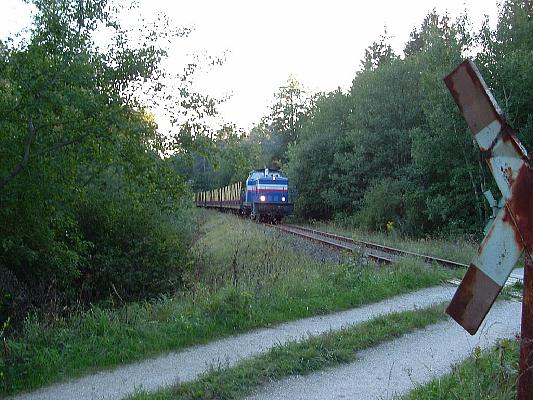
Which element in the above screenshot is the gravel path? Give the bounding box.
[10,285,456,400]
[245,300,521,400]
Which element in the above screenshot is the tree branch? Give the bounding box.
[0,115,36,190]
[0,11,87,191]
[36,130,93,157]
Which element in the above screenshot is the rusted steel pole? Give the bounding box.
[519,254,533,399]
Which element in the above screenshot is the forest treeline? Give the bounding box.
[184,0,532,237]
[288,2,532,236]
[0,0,531,326]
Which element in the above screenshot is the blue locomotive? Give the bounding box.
[194,168,294,222]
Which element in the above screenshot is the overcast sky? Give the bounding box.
[1,0,500,132]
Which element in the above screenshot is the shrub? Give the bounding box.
[77,188,192,303]
[355,178,405,232]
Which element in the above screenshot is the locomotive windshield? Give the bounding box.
[249,168,282,179]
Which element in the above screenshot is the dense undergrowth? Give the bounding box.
[0,212,462,396]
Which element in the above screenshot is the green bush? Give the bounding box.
[355,178,405,232]
[77,187,192,303]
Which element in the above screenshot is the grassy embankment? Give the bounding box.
[400,338,519,399]
[0,211,463,396]
[129,304,448,400]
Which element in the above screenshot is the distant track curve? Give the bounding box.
[272,224,468,269]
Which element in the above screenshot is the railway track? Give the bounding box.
[273,224,468,269]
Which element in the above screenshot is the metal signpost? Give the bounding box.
[443,59,533,399]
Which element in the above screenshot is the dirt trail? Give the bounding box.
[10,285,455,400]
[246,300,521,400]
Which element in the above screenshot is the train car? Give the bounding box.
[194,168,294,222]
[194,181,242,211]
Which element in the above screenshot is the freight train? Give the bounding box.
[194,168,294,222]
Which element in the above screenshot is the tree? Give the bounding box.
[286,90,350,219]
[172,123,262,192]
[403,11,454,57]
[284,3,531,236]
[360,29,397,71]
[405,10,489,234]
[269,76,308,143]
[0,0,207,324]
[255,76,311,167]
[477,0,533,149]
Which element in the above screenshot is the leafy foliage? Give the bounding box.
[285,90,349,219]
[172,124,262,191]
[0,0,203,326]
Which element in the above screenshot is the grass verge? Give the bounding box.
[0,212,463,396]
[129,304,448,400]
[400,338,519,399]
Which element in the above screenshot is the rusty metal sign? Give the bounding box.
[444,59,533,335]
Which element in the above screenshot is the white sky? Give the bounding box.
[1,0,500,132]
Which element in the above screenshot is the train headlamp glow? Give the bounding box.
[260,195,266,202]
[281,196,286,202]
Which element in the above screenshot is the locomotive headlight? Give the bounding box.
[281,196,286,202]
[260,195,266,202]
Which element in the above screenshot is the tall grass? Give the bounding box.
[188,212,347,292]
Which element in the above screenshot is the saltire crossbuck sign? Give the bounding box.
[444,59,533,335]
